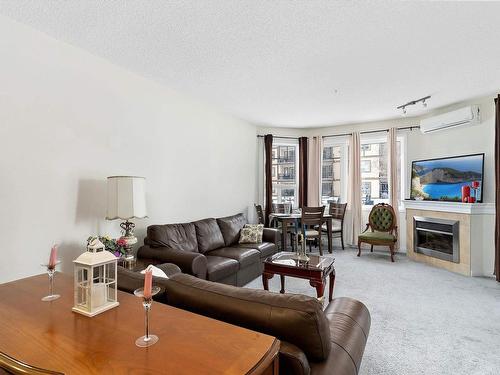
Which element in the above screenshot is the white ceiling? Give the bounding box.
[1,1,500,128]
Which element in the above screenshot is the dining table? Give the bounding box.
[269,213,334,253]
[0,274,280,375]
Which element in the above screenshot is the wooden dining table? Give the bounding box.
[269,213,334,253]
[0,274,280,375]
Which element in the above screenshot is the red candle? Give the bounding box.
[143,266,153,299]
[48,245,57,269]
[461,186,470,203]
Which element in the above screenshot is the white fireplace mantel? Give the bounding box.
[404,199,496,277]
[403,199,495,215]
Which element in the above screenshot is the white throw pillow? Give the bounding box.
[140,265,169,279]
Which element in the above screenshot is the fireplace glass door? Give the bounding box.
[414,217,459,263]
[416,230,453,255]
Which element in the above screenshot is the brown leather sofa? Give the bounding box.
[137,213,280,286]
[117,271,370,375]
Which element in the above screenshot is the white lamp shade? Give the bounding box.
[106,176,147,220]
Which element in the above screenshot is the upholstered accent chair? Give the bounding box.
[357,203,398,262]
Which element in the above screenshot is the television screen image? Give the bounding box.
[410,154,484,202]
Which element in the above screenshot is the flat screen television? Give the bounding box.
[410,153,484,202]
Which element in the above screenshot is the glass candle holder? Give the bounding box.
[134,286,161,347]
[41,261,61,302]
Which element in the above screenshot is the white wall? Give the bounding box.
[257,95,496,276]
[0,16,257,283]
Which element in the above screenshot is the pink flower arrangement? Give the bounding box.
[87,236,127,258]
[116,238,128,247]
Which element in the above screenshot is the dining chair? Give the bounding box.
[271,203,295,250]
[0,352,63,375]
[271,203,292,214]
[357,203,398,262]
[298,206,325,255]
[321,203,347,250]
[254,204,265,225]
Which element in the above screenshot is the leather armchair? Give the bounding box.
[137,245,208,279]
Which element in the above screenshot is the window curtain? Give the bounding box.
[387,127,399,249]
[347,132,362,245]
[495,95,500,282]
[307,136,323,207]
[298,136,308,208]
[264,134,273,227]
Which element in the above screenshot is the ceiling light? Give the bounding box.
[397,95,431,115]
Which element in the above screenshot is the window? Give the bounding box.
[322,164,333,178]
[272,143,299,206]
[361,160,371,173]
[321,142,347,205]
[361,182,371,195]
[360,137,403,207]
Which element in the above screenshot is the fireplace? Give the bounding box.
[413,216,459,263]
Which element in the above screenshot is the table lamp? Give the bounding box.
[106,176,147,262]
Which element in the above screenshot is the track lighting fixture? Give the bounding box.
[397,95,431,116]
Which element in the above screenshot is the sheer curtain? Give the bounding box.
[347,132,362,245]
[388,127,399,249]
[307,136,323,207]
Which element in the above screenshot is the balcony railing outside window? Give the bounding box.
[321,145,343,205]
[272,144,298,207]
[278,174,295,180]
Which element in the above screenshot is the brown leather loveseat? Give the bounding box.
[137,213,279,286]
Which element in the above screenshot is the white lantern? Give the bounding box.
[72,238,119,317]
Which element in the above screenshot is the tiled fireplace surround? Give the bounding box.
[403,200,495,276]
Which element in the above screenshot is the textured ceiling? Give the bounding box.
[1,1,500,127]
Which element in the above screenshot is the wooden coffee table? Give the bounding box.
[262,252,336,302]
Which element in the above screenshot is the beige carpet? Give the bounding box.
[244,248,500,375]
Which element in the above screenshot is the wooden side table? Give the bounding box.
[262,252,336,302]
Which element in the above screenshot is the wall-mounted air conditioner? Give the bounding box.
[420,105,480,134]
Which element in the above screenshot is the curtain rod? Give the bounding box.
[256,125,419,140]
[322,125,420,139]
[256,135,300,140]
